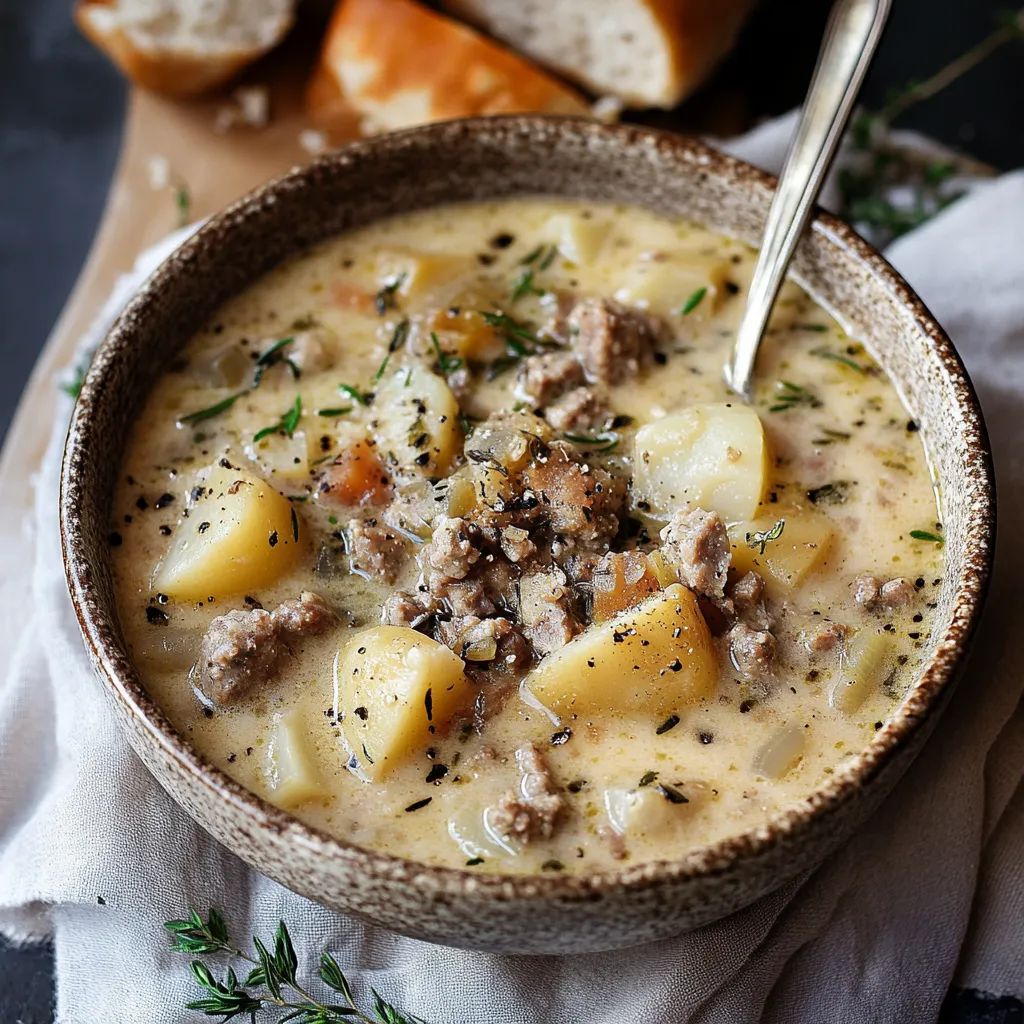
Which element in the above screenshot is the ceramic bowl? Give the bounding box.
[60,116,994,955]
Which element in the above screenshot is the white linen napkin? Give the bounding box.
[3,116,1024,1023]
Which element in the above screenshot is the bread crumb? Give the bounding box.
[299,129,328,155]
[236,86,269,127]
[213,85,270,134]
[591,96,623,123]
[147,154,170,190]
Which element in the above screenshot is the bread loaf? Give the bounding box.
[307,0,590,135]
[438,0,758,109]
[75,0,296,97]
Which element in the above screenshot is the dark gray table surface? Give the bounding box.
[2,0,1022,1019]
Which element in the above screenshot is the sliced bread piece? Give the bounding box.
[438,0,758,109]
[306,0,590,135]
[75,0,296,97]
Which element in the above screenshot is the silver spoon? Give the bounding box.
[724,0,891,400]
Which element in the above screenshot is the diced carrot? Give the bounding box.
[319,440,392,505]
[332,280,375,314]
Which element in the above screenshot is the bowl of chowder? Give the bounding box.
[61,116,993,954]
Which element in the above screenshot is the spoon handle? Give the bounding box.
[725,0,891,400]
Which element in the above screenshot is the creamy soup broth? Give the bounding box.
[112,199,944,874]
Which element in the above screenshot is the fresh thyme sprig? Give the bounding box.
[479,311,542,355]
[767,380,822,414]
[746,518,785,555]
[839,7,1024,243]
[254,337,299,385]
[166,908,426,1024]
[179,336,300,425]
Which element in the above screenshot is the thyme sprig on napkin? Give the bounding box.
[839,7,1024,244]
[166,908,426,1024]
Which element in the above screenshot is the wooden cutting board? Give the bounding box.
[0,30,359,677]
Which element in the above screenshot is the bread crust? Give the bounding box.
[306,0,590,133]
[441,0,758,108]
[74,1,295,98]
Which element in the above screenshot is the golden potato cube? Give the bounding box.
[372,364,461,479]
[243,429,324,484]
[155,463,306,602]
[830,630,893,714]
[632,403,769,522]
[264,710,324,809]
[376,249,474,307]
[543,212,610,266]
[524,584,715,718]
[613,254,732,318]
[591,551,662,623]
[335,626,475,781]
[729,510,834,598]
[428,299,506,363]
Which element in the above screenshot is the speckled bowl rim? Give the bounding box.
[61,116,995,906]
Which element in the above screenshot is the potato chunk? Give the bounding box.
[372,364,461,479]
[376,249,474,306]
[829,630,893,714]
[155,463,306,602]
[729,510,833,599]
[335,626,475,781]
[243,429,322,484]
[591,551,662,623]
[614,254,732,319]
[524,584,715,717]
[264,710,324,809]
[604,784,699,841]
[632,404,768,522]
[543,212,610,266]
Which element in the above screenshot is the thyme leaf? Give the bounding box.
[374,319,410,382]
[179,389,249,425]
[656,783,689,805]
[561,431,619,453]
[375,273,406,317]
[255,336,299,384]
[175,183,191,228]
[337,383,370,406]
[679,286,707,316]
[767,379,822,413]
[746,518,786,555]
[807,481,851,505]
[511,267,545,303]
[910,529,944,545]
[317,406,352,417]
[253,395,302,443]
[167,907,427,1023]
[810,346,866,373]
[429,331,464,375]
